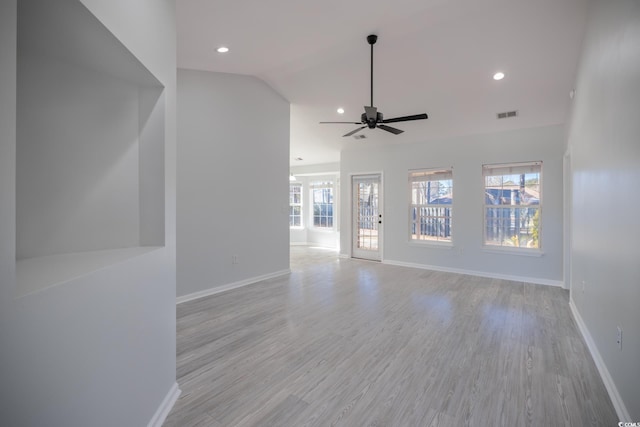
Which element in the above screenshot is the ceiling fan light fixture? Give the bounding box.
[493,71,505,81]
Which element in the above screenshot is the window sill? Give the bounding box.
[289,226,305,230]
[408,240,453,249]
[482,246,544,257]
[309,227,336,233]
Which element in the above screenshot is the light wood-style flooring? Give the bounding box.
[164,246,617,426]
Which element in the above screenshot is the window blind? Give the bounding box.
[409,169,453,182]
[482,161,541,177]
[310,181,333,189]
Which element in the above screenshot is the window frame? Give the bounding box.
[310,181,335,230]
[408,168,454,245]
[289,182,303,229]
[482,161,542,253]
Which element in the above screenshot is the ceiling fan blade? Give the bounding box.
[382,113,428,124]
[343,126,366,137]
[364,106,377,121]
[377,124,404,135]
[320,121,362,124]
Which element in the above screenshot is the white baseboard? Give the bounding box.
[569,299,630,422]
[176,269,291,304]
[148,382,181,427]
[290,242,309,246]
[382,259,564,288]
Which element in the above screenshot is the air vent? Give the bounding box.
[353,134,367,140]
[497,110,518,119]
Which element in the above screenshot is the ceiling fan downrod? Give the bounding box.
[367,34,377,108]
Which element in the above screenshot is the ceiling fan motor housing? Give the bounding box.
[361,111,383,128]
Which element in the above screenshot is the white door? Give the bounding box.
[352,174,382,261]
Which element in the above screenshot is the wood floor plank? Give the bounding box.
[164,246,618,426]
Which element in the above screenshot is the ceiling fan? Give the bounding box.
[320,34,428,137]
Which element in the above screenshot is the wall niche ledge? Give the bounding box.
[16,247,162,298]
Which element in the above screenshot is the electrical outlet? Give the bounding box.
[617,326,622,350]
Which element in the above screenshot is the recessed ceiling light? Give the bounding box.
[493,72,505,81]
[216,46,229,53]
[337,108,345,114]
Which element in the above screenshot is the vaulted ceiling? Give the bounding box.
[177,0,587,166]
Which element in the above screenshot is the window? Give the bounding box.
[310,181,334,228]
[483,161,541,249]
[289,183,302,227]
[409,169,453,242]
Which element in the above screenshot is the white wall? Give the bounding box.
[567,0,640,419]
[177,69,290,299]
[289,164,340,249]
[340,125,565,286]
[2,0,178,425]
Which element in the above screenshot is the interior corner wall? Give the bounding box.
[0,0,17,418]
[0,0,16,299]
[4,1,178,426]
[177,69,290,299]
[567,0,640,419]
[340,124,565,285]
